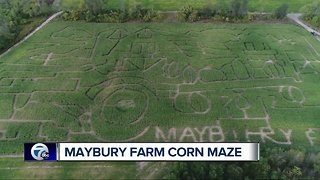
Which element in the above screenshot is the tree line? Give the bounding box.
[61,0,159,22]
[3,0,320,53]
[165,147,320,179]
[60,0,289,23]
[0,0,295,52]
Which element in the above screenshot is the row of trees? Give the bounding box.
[61,0,159,22]
[166,148,320,179]
[0,0,56,51]
[0,0,293,51]
[61,0,289,23]
[180,0,289,22]
[180,0,248,22]
[61,0,250,23]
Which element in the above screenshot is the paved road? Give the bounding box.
[287,13,320,36]
[0,11,63,58]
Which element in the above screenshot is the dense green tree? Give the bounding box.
[198,1,215,19]
[242,158,270,179]
[0,19,14,50]
[167,148,320,179]
[301,1,320,27]
[313,153,320,175]
[230,0,248,18]
[60,0,86,10]
[284,166,302,179]
[301,1,320,20]
[85,0,104,15]
[215,0,228,16]
[225,164,243,179]
[274,3,289,19]
[0,0,55,51]
[180,5,198,22]
[22,0,40,17]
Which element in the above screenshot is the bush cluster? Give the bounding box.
[178,1,288,23]
[178,0,249,22]
[62,4,160,23]
[301,1,320,28]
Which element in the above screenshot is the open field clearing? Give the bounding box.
[0,158,140,179]
[62,0,314,12]
[1,20,320,175]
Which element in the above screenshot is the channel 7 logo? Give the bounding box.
[24,143,57,161]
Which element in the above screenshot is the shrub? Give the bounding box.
[85,10,96,22]
[0,20,14,51]
[274,3,289,19]
[84,0,104,16]
[311,16,320,27]
[142,10,160,22]
[130,5,159,22]
[180,5,198,22]
[131,5,148,20]
[301,2,320,20]
[301,2,320,27]
[230,0,248,18]
[99,12,119,23]
[119,9,130,22]
[62,10,85,21]
[248,13,273,21]
[197,3,216,19]
[100,10,130,23]
[215,0,229,16]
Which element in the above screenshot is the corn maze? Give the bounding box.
[1,22,320,155]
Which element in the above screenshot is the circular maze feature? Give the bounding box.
[101,89,147,125]
[91,84,151,141]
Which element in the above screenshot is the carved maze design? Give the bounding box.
[1,23,320,154]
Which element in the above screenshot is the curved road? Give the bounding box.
[0,11,63,58]
[287,13,320,37]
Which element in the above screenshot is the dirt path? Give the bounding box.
[0,11,63,58]
[287,13,320,37]
[0,154,23,158]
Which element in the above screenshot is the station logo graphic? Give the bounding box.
[24,143,57,161]
[31,143,49,160]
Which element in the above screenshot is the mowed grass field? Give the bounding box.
[0,158,142,179]
[62,0,314,12]
[1,20,320,177]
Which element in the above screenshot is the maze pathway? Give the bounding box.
[1,22,320,155]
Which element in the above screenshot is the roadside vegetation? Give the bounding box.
[165,148,320,179]
[0,0,56,52]
[301,1,320,29]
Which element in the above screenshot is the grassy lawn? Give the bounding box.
[0,158,139,179]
